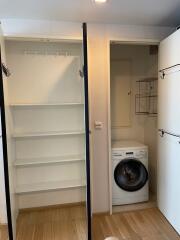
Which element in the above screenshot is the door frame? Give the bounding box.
[107,38,159,214]
[82,22,92,240]
[0,48,14,240]
[0,26,92,240]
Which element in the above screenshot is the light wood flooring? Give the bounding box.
[0,224,8,240]
[16,205,87,240]
[16,206,179,240]
[92,208,180,240]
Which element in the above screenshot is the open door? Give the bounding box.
[158,29,180,235]
[0,24,14,240]
[82,23,92,240]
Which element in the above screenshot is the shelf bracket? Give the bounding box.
[160,71,165,79]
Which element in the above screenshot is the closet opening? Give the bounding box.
[109,42,158,213]
[3,37,89,239]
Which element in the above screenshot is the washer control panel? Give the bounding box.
[112,149,147,160]
[135,150,147,159]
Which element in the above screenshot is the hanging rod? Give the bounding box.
[23,49,79,57]
[159,64,180,73]
[159,64,180,79]
[158,128,180,139]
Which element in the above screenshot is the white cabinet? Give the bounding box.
[158,134,180,234]
[158,70,180,134]
[159,29,180,70]
[158,29,180,235]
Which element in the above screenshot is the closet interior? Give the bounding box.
[110,43,158,212]
[4,38,88,238]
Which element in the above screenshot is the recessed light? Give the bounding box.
[94,0,107,3]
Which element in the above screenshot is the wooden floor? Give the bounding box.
[16,206,179,240]
[16,205,87,240]
[0,225,8,240]
[92,208,180,240]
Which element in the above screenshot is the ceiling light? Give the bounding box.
[94,0,107,3]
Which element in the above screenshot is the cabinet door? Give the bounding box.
[159,29,180,71]
[158,29,180,235]
[110,60,131,127]
[158,134,180,234]
[82,22,91,240]
[0,24,14,239]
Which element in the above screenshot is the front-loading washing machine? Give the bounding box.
[112,140,149,205]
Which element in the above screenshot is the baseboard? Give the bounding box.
[19,201,86,213]
[112,200,157,214]
[92,211,109,217]
[0,223,7,227]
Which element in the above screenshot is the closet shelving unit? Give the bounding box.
[6,39,86,207]
[10,102,84,107]
[12,130,85,138]
[12,100,86,197]
[14,154,85,167]
[16,179,86,194]
[135,77,158,115]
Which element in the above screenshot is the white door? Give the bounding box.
[158,29,180,235]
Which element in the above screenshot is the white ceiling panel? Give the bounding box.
[0,0,180,26]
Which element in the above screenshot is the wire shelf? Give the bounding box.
[135,77,158,115]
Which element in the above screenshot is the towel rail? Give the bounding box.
[158,129,180,143]
[159,64,180,79]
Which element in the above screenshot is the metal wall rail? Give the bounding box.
[158,128,180,139]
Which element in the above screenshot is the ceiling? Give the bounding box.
[0,0,180,27]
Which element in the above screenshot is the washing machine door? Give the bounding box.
[114,158,148,192]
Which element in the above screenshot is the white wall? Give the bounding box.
[88,24,172,213]
[1,19,174,213]
[5,40,86,209]
[1,19,82,40]
[110,44,149,142]
[144,51,158,194]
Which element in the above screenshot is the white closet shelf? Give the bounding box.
[13,130,85,138]
[10,102,84,107]
[16,179,86,194]
[14,155,85,167]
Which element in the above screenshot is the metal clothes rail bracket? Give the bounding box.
[159,64,180,79]
[158,129,180,144]
[1,63,11,77]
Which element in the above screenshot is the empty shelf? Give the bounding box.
[16,179,86,194]
[13,130,85,138]
[15,155,85,167]
[10,102,84,107]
